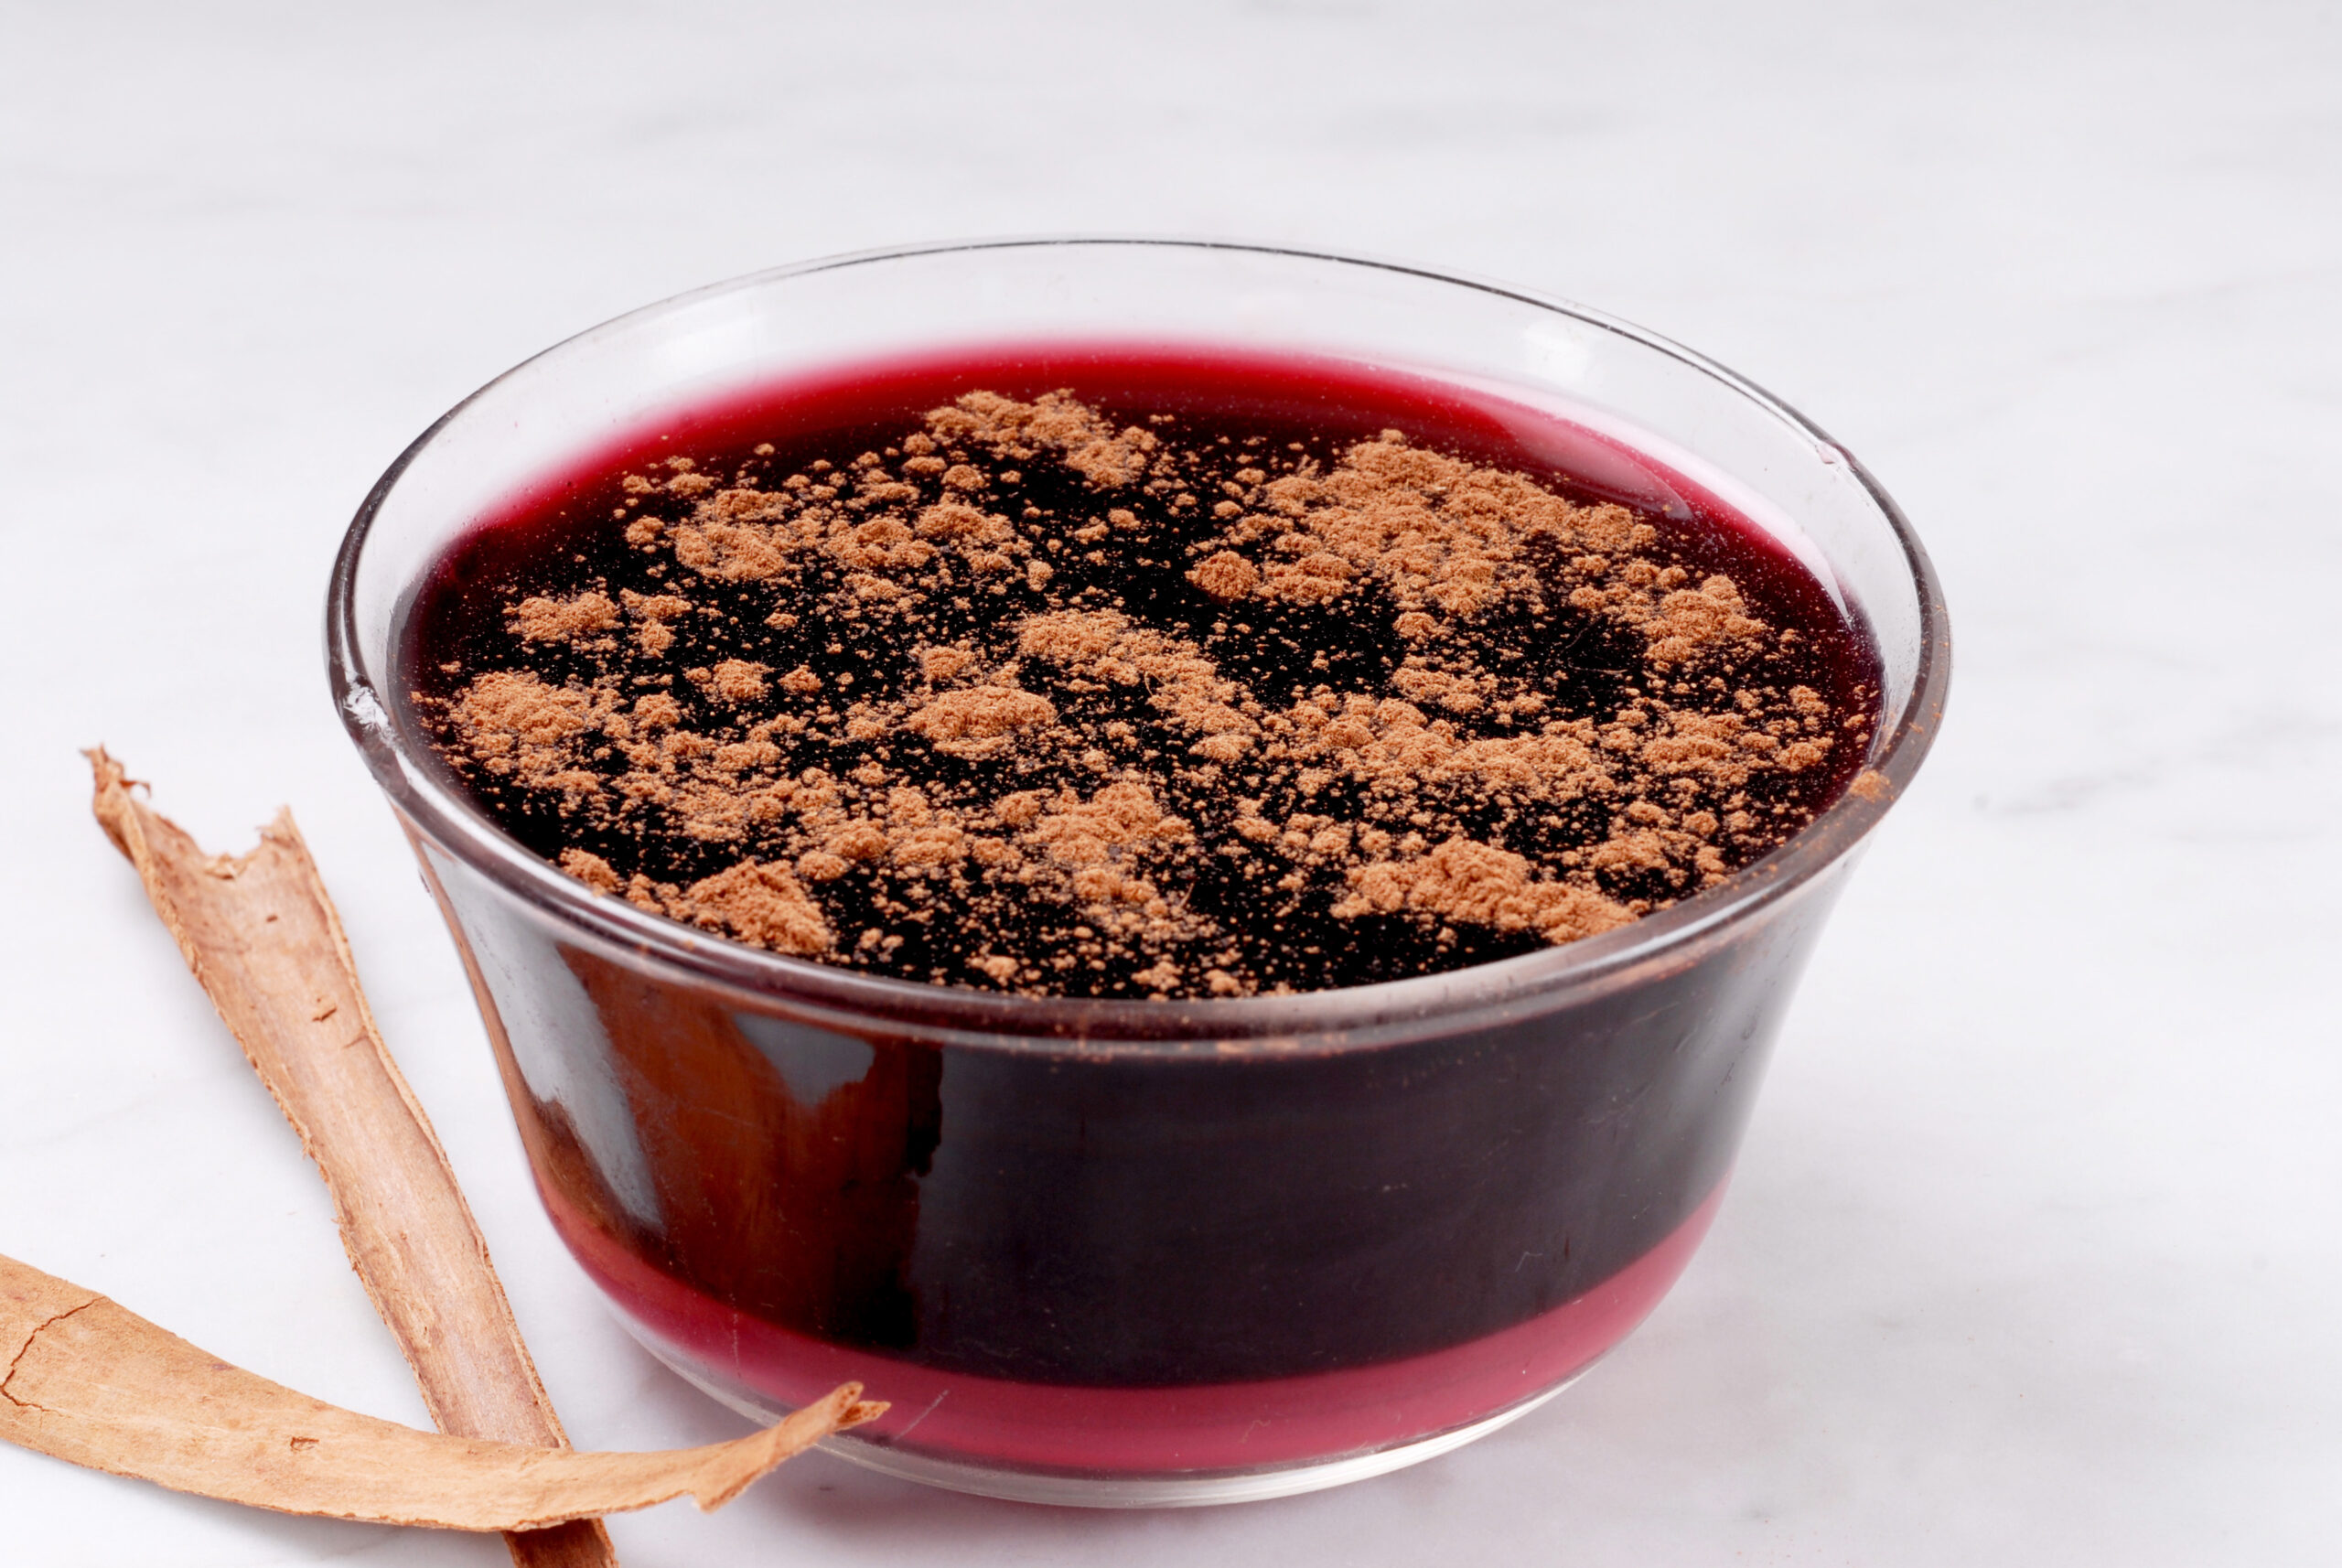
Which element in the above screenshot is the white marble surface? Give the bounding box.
[4,2,2337,1563]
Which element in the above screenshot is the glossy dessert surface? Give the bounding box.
[403,349,1879,1000]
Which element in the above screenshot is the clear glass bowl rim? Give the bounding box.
[325,236,1951,1051]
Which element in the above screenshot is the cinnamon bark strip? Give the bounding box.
[85,750,876,1558]
[0,1250,878,1529]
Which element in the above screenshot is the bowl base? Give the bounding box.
[615,1307,1589,1509]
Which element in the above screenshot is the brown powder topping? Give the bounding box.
[1332,837,1634,943]
[677,860,832,955]
[415,389,1876,999]
[904,685,1059,756]
[510,590,620,643]
[1187,551,1261,600]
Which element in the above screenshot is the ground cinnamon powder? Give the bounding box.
[419,391,1874,999]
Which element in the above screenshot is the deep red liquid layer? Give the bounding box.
[546,1171,1726,1474]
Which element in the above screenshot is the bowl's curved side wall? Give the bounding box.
[413,822,1849,1471]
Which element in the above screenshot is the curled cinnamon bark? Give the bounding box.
[0,1250,878,1529]
[84,750,879,1555]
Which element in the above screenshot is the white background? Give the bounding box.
[4,3,2337,1563]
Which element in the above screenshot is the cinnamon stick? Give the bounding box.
[85,750,873,1559]
[0,1250,878,1529]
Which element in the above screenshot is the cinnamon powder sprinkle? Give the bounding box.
[417,391,1876,999]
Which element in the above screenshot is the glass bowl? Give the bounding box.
[327,239,1950,1507]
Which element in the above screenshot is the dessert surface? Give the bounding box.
[409,357,1877,998]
